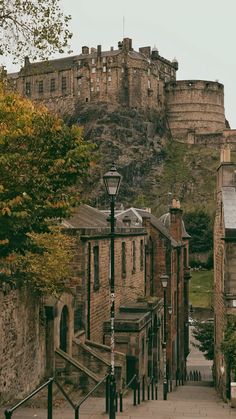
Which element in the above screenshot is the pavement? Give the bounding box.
[1,327,235,418]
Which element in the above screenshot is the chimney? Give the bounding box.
[24,56,30,67]
[82,46,89,55]
[139,47,151,58]
[97,45,102,57]
[122,38,133,52]
[217,145,236,192]
[169,199,183,242]
[110,46,114,51]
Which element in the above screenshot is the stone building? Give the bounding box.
[8,36,236,144]
[8,38,177,116]
[115,200,191,388]
[214,146,236,400]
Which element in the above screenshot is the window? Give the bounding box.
[61,76,67,91]
[78,78,82,85]
[103,66,106,73]
[108,68,111,73]
[92,58,95,65]
[25,81,31,96]
[93,246,99,290]
[103,56,106,63]
[78,91,81,96]
[122,242,126,278]
[92,67,96,73]
[96,86,100,92]
[96,78,100,83]
[132,241,136,273]
[91,86,94,92]
[108,76,112,82]
[140,240,144,271]
[38,80,43,94]
[148,80,151,89]
[50,78,56,92]
[121,68,124,73]
[148,68,151,76]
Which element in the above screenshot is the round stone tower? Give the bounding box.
[165,80,226,138]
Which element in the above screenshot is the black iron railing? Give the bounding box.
[4,374,109,419]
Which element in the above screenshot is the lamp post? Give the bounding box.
[161,274,169,401]
[103,165,122,419]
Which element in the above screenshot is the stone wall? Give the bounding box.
[0,286,46,404]
[165,80,225,137]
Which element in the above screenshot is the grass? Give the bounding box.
[189,270,214,308]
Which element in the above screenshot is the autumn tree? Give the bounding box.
[0,0,72,62]
[0,86,92,293]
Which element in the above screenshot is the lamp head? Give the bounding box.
[103,165,122,197]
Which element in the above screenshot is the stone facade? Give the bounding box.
[8,38,177,116]
[0,286,46,404]
[214,147,236,400]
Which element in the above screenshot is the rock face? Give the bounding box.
[70,103,169,209]
[69,103,225,217]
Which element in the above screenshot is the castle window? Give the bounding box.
[121,68,124,73]
[61,77,67,92]
[148,80,151,89]
[122,242,126,278]
[78,60,81,66]
[96,78,100,83]
[50,78,56,92]
[148,68,151,76]
[38,80,43,94]
[133,69,136,74]
[92,67,96,73]
[78,91,81,96]
[96,86,100,92]
[78,78,82,85]
[108,76,112,82]
[25,81,31,96]
[103,66,106,73]
[92,58,95,65]
[103,56,106,63]
[132,241,136,274]
[91,86,94,92]
[108,68,111,73]
[93,246,99,291]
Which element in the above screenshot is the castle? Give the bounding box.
[8,37,236,145]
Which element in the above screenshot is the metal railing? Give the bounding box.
[5,378,54,419]
[4,374,109,419]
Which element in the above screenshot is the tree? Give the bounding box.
[0,0,72,62]
[184,210,213,254]
[0,85,92,292]
[192,320,214,360]
[221,316,236,376]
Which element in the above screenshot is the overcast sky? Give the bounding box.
[4,0,236,127]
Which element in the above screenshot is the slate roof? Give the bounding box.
[136,209,179,246]
[222,187,236,237]
[19,55,79,76]
[62,204,111,229]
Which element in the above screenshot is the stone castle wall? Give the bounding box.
[0,286,46,404]
[165,80,226,137]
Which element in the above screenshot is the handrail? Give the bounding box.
[5,378,53,418]
[75,373,109,419]
[120,374,137,397]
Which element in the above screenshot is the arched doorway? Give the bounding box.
[60,305,69,352]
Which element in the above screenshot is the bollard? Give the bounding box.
[151,379,154,400]
[119,392,123,413]
[105,375,110,413]
[155,382,158,400]
[199,371,202,381]
[4,411,12,419]
[137,381,141,405]
[142,376,145,401]
[133,378,137,406]
[47,379,53,419]
[75,407,79,419]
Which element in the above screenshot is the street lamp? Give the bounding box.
[161,274,169,401]
[103,165,122,419]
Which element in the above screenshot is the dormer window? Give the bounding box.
[38,80,43,94]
